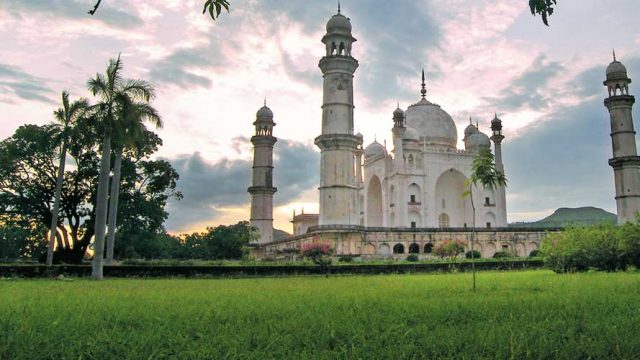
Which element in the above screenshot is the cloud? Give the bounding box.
[485,55,563,112]
[0,63,54,104]
[0,0,143,29]
[164,138,319,231]
[503,58,640,219]
[148,44,225,88]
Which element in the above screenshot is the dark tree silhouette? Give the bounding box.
[88,0,230,20]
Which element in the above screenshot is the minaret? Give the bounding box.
[392,104,406,170]
[248,102,277,243]
[603,52,640,223]
[315,6,361,226]
[491,113,508,226]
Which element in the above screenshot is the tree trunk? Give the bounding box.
[92,131,111,280]
[106,147,122,265]
[47,142,67,266]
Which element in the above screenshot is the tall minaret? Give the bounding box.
[315,6,361,226]
[603,52,640,223]
[490,113,507,226]
[248,102,277,243]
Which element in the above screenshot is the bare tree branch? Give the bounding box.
[88,0,102,15]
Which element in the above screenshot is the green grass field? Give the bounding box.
[1,271,639,359]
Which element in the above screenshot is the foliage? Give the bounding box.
[540,222,640,273]
[1,271,640,358]
[433,240,466,260]
[0,124,180,264]
[406,254,419,262]
[338,255,355,263]
[0,216,46,260]
[301,242,334,275]
[178,221,258,260]
[493,251,511,258]
[465,250,481,259]
[529,250,540,257]
[529,0,557,26]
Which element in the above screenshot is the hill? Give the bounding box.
[273,228,291,241]
[510,207,617,228]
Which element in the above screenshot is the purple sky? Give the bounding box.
[2,0,640,233]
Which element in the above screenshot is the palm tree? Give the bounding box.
[87,55,156,279]
[47,91,89,266]
[105,96,162,264]
[465,148,507,291]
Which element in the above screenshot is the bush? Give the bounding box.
[540,222,639,273]
[434,240,466,260]
[465,250,481,259]
[406,254,419,262]
[529,250,540,257]
[338,255,355,263]
[493,251,510,258]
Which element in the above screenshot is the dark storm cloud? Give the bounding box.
[1,0,143,29]
[0,63,54,104]
[164,139,319,231]
[148,45,225,89]
[486,55,563,111]
[504,58,640,216]
[253,0,441,104]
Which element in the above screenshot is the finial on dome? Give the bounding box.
[420,69,427,99]
[338,1,341,14]
[469,116,472,125]
[264,97,267,106]
[613,49,617,62]
[476,121,479,129]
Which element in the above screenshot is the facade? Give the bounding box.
[603,53,640,224]
[248,8,550,257]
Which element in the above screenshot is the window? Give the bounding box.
[393,243,405,254]
[442,198,446,209]
[439,213,449,228]
[411,221,416,229]
[409,243,420,254]
[410,195,416,203]
[486,222,491,228]
[485,197,490,205]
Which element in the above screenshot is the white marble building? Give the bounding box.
[359,74,508,230]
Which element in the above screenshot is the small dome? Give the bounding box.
[464,123,477,139]
[606,60,628,81]
[355,132,364,138]
[404,127,419,141]
[393,106,404,116]
[256,105,273,119]
[466,131,491,150]
[405,99,457,148]
[326,13,352,34]
[364,141,386,158]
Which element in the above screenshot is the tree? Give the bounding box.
[529,0,557,26]
[46,91,89,266]
[105,92,163,265]
[464,148,507,290]
[87,55,156,279]
[0,124,180,264]
[180,221,256,260]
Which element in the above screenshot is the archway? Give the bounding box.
[408,243,420,254]
[367,176,383,227]
[409,211,421,228]
[393,243,405,254]
[435,169,471,227]
[378,243,390,255]
[363,243,376,255]
[485,212,496,228]
[439,213,450,228]
[408,183,421,204]
[424,243,434,254]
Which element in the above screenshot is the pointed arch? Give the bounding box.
[366,175,383,227]
[435,169,471,227]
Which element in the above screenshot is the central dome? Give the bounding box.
[404,98,457,148]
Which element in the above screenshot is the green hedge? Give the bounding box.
[541,222,640,273]
[0,260,543,278]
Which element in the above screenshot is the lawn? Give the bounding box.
[1,271,639,359]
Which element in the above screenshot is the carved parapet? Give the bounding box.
[315,133,361,150]
[319,56,359,74]
[247,186,277,195]
[251,135,277,146]
[604,94,635,109]
[609,156,640,169]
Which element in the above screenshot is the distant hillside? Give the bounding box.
[273,229,291,241]
[510,207,617,228]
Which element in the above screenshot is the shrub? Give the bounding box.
[529,250,539,257]
[406,254,419,262]
[465,250,481,259]
[301,242,334,276]
[493,251,510,258]
[434,240,466,260]
[338,255,355,263]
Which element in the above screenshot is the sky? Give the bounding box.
[1,0,640,234]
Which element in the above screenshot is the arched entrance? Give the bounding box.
[393,243,405,254]
[408,243,420,254]
[435,169,471,227]
[367,176,383,227]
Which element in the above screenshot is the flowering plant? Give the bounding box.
[433,239,466,260]
[301,242,334,276]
